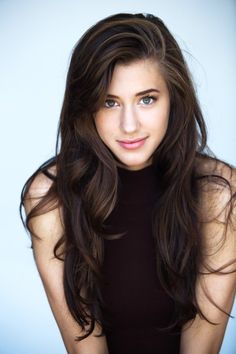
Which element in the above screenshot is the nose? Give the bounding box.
[120,106,140,134]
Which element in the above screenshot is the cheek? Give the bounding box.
[146,108,169,133]
[94,115,114,142]
[158,102,170,129]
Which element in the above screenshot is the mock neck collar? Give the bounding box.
[117,164,160,205]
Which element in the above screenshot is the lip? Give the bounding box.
[117,137,148,150]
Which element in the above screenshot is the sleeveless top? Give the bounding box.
[101,164,181,354]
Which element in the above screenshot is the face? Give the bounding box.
[94,59,170,170]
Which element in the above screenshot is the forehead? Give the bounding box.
[107,58,167,95]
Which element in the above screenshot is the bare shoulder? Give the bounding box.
[195,155,236,272]
[23,164,63,246]
[23,164,57,218]
[196,154,236,185]
[24,165,57,203]
[195,155,236,223]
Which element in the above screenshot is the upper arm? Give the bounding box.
[24,172,108,354]
[180,164,236,354]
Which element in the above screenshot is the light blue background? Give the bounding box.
[0,0,235,353]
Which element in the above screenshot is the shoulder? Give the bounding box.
[195,154,236,185]
[195,155,236,272]
[23,164,63,246]
[24,165,57,212]
[26,164,57,197]
[195,155,236,223]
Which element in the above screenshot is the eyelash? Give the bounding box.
[104,95,157,108]
[104,99,118,108]
[140,96,157,105]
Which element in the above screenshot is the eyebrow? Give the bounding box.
[106,88,160,99]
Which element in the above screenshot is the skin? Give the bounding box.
[94,58,236,353]
[94,58,170,171]
[24,60,236,354]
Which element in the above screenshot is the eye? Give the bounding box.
[140,96,156,105]
[104,99,118,108]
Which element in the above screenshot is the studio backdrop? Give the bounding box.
[0,1,235,353]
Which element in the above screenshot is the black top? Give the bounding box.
[101,165,181,354]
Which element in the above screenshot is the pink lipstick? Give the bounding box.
[117,137,147,150]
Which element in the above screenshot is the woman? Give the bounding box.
[20,13,236,354]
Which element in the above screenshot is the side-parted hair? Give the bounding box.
[20,13,235,340]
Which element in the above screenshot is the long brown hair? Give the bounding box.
[20,13,235,340]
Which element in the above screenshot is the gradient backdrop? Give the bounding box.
[0,0,235,353]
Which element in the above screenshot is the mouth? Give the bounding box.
[117,137,148,149]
